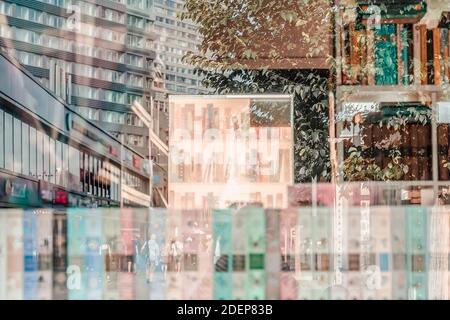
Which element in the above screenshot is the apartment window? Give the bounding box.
[126,53,144,67]
[101,110,125,124]
[128,15,144,29]
[126,113,143,127]
[127,73,143,87]
[127,134,144,147]
[127,34,144,48]
[127,94,142,105]
[78,107,100,121]
[15,28,41,45]
[73,84,98,100]
[100,89,125,104]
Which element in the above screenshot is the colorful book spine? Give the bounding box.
[52,212,67,300]
[265,209,280,300]
[374,24,398,85]
[232,208,246,300]
[213,209,232,300]
[37,210,53,300]
[391,206,407,299]
[314,208,331,300]
[84,208,103,299]
[246,207,266,300]
[67,208,87,300]
[297,207,312,300]
[23,210,38,300]
[7,210,24,300]
[119,208,134,300]
[149,208,166,300]
[280,210,297,300]
[165,209,183,300]
[346,208,362,300]
[438,124,449,180]
[433,27,442,85]
[182,210,201,300]
[197,211,213,300]
[372,207,392,300]
[420,24,428,84]
[405,206,428,300]
[427,207,449,299]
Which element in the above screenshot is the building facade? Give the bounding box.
[0,0,160,158]
[153,0,205,95]
[0,49,151,208]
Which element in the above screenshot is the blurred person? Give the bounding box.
[160,242,170,280]
[170,238,183,273]
[142,234,160,282]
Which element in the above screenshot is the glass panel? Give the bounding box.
[29,126,36,177]
[36,130,43,180]
[13,118,21,173]
[4,112,13,171]
[55,140,62,186]
[62,143,69,188]
[43,134,50,181]
[49,138,55,184]
[21,122,29,176]
[68,145,80,191]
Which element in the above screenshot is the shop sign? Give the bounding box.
[54,190,68,205]
[0,173,40,206]
[3,179,27,198]
[40,181,53,203]
[132,155,141,169]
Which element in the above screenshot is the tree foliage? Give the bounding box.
[180,0,334,182]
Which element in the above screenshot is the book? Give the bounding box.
[419,25,428,84]
[374,24,398,85]
[433,27,442,85]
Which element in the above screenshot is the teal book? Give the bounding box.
[101,208,120,300]
[23,210,38,300]
[84,208,103,300]
[375,24,398,85]
[232,208,246,300]
[67,208,87,300]
[213,209,232,299]
[405,206,428,300]
[246,207,266,300]
[265,209,280,300]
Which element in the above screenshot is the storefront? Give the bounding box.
[0,50,150,208]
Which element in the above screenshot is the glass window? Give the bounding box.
[55,140,62,186]
[36,130,43,179]
[43,134,50,181]
[21,122,29,176]
[62,143,68,187]
[0,110,3,169]
[29,126,36,177]
[49,138,55,184]
[4,112,13,171]
[68,145,80,191]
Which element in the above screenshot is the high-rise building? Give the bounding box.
[0,0,170,206]
[153,0,205,94]
[0,0,157,156]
